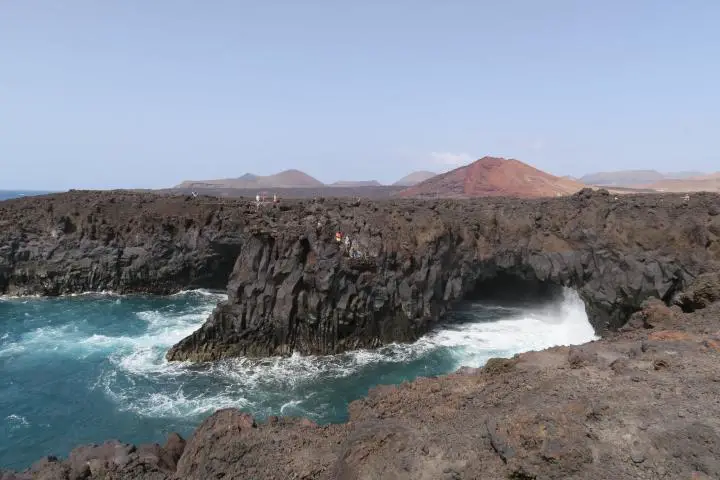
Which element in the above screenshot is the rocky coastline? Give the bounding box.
[1,189,720,479]
[3,278,720,479]
[3,189,718,360]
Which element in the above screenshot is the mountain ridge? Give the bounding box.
[176,169,324,189]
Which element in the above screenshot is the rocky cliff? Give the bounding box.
[2,190,720,363]
[167,188,720,361]
[0,191,249,296]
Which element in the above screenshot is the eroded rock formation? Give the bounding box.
[1,189,719,362]
[167,188,720,360]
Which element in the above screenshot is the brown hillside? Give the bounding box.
[176,169,323,189]
[643,172,720,193]
[399,156,585,198]
[393,171,437,186]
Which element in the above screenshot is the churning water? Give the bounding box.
[0,288,597,469]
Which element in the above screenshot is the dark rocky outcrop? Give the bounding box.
[167,188,720,360]
[2,435,187,480]
[2,189,719,362]
[9,293,720,479]
[674,272,720,312]
[0,191,248,296]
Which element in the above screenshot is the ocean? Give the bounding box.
[0,289,596,470]
[0,190,55,201]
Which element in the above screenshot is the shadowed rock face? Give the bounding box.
[166,188,720,361]
[0,191,246,296]
[2,189,719,362]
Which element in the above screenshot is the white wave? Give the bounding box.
[0,343,27,357]
[171,289,228,299]
[0,291,221,362]
[280,399,304,415]
[0,288,226,301]
[0,293,42,301]
[5,285,594,421]
[110,305,219,376]
[0,324,80,357]
[102,289,597,420]
[67,290,118,297]
[101,372,251,418]
[415,288,597,367]
[5,414,30,427]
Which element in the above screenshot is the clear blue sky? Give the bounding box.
[1,1,719,190]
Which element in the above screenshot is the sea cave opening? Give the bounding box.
[445,271,597,345]
[463,271,566,308]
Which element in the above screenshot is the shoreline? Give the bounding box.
[1,290,597,473]
[4,292,720,479]
[1,189,719,478]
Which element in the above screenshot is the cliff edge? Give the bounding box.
[1,190,719,363]
[167,188,719,361]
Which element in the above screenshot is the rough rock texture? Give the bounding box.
[0,191,248,295]
[167,188,720,360]
[9,294,720,479]
[3,435,186,480]
[2,189,719,362]
[675,272,720,312]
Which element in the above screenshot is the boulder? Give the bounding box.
[675,272,720,312]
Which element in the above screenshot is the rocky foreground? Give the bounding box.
[3,273,720,479]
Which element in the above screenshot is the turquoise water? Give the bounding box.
[0,290,596,470]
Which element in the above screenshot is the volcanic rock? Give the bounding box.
[1,189,719,362]
[674,272,720,312]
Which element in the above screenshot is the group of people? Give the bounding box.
[255,193,279,207]
[335,231,363,259]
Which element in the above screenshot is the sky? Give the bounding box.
[1,1,719,190]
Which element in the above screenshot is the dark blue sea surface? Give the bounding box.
[0,190,55,201]
[0,290,595,469]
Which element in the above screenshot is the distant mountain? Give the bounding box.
[580,170,664,187]
[176,169,324,189]
[580,170,707,187]
[644,172,720,193]
[330,180,383,187]
[393,171,437,187]
[399,157,584,198]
